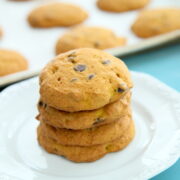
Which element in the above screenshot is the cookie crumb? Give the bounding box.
[38,101,43,106]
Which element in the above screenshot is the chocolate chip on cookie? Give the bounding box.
[87,74,95,80]
[102,60,111,65]
[74,64,87,72]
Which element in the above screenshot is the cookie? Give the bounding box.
[38,114,131,146]
[97,0,149,12]
[55,26,126,54]
[0,49,28,77]
[28,3,88,28]
[40,48,133,112]
[37,120,135,162]
[132,8,180,38]
[37,92,131,130]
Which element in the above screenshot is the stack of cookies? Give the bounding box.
[37,48,135,162]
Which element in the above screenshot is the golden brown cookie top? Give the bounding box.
[40,48,133,112]
[28,3,88,28]
[56,26,126,54]
[0,49,28,77]
[97,0,149,12]
[132,8,180,38]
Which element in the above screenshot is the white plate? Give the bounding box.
[0,71,180,180]
[0,0,180,86]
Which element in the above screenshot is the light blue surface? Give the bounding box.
[122,42,180,180]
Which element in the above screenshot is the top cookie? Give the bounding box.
[56,26,126,54]
[132,8,180,38]
[0,49,28,77]
[28,3,88,28]
[97,0,149,12]
[40,48,133,112]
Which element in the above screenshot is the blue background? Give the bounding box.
[121,42,180,180]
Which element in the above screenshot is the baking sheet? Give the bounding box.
[0,0,180,87]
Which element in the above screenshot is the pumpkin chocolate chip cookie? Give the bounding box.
[37,120,135,162]
[40,48,133,112]
[28,3,88,28]
[38,115,131,146]
[37,92,131,130]
[55,26,126,54]
[132,8,180,38]
[0,49,28,77]
[97,0,149,12]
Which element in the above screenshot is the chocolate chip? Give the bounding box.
[93,117,105,125]
[102,60,111,65]
[88,74,95,80]
[94,41,100,48]
[38,101,43,106]
[74,64,86,72]
[117,88,124,93]
[70,78,78,82]
[39,101,47,108]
